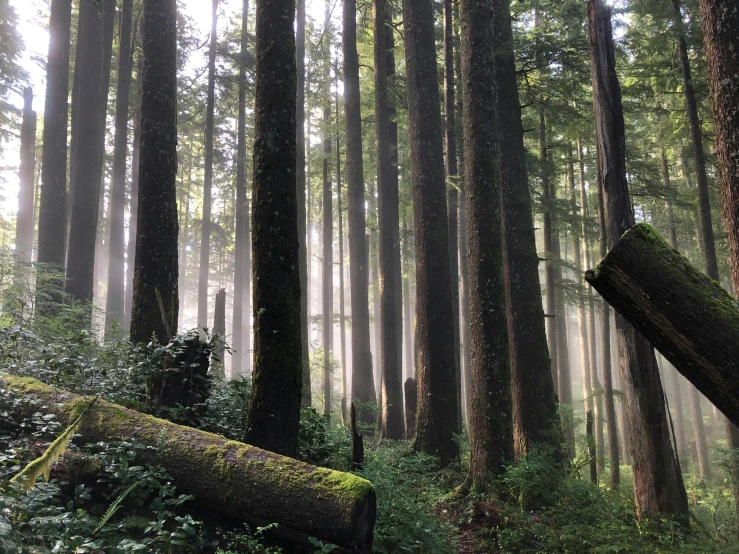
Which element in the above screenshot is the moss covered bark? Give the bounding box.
[0,374,376,550]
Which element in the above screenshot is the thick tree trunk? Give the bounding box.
[197,0,218,330]
[587,0,688,524]
[493,0,561,462]
[402,0,460,466]
[344,0,375,423]
[105,0,135,338]
[1,375,375,551]
[130,0,179,346]
[65,0,106,311]
[671,0,719,282]
[297,0,310,405]
[374,0,403,439]
[443,0,462,432]
[15,87,36,265]
[585,222,739,432]
[699,0,739,511]
[461,0,513,486]
[232,0,250,377]
[245,0,301,457]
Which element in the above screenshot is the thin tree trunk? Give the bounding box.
[322,22,333,416]
[337,112,347,422]
[105,0,135,338]
[343,0,375,425]
[374,0,403,439]
[198,0,218,330]
[15,87,36,266]
[402,219,412,381]
[130,0,179,345]
[245,0,301,457]
[232,0,249,377]
[588,0,688,523]
[402,0,460,466]
[179,172,190,326]
[297,0,310,405]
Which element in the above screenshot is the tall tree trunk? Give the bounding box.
[213,288,227,365]
[540,113,558,393]
[596,151,620,488]
[443,0,462,431]
[130,0,179,345]
[15,87,36,265]
[698,0,739,512]
[374,0,403,439]
[105,0,135,338]
[65,0,106,313]
[343,0,375,423]
[179,172,190,327]
[322,47,333,417]
[402,219,413,381]
[462,0,513,487]
[245,0,301,457]
[588,291,605,473]
[36,0,72,315]
[336,110,347,421]
[587,0,688,523]
[671,0,719,282]
[232,0,249,377]
[494,0,561,459]
[198,0,218,330]
[297,0,310,405]
[124,51,143,329]
[402,0,460,466]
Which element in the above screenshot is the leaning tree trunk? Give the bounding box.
[105,0,135,338]
[402,0,460,466]
[197,0,218,330]
[232,0,250,377]
[344,0,376,423]
[493,0,562,460]
[698,0,739,511]
[36,0,72,316]
[15,87,36,266]
[461,0,513,487]
[1,375,375,551]
[587,0,688,524]
[374,0,403,439]
[245,0,302,458]
[130,0,179,346]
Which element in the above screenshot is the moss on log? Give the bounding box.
[0,374,376,551]
[585,223,739,427]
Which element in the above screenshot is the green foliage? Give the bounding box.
[216,524,283,554]
[298,407,351,469]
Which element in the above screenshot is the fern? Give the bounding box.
[119,514,150,532]
[93,482,139,535]
[10,397,98,492]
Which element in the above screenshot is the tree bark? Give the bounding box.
[197,0,218,330]
[461,0,513,486]
[245,0,301,457]
[374,0,403,439]
[344,0,376,424]
[105,0,135,338]
[337,118,347,422]
[493,0,561,460]
[65,0,106,311]
[213,288,227,365]
[130,0,179,346]
[232,0,250,377]
[297,0,311,405]
[404,377,417,439]
[322,31,333,416]
[671,0,719,282]
[1,375,376,551]
[587,0,688,524]
[402,0,460,466]
[37,0,72,315]
[15,87,36,265]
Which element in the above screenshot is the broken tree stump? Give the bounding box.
[0,374,376,551]
[585,223,739,427]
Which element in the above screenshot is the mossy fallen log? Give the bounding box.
[0,374,376,551]
[584,223,739,427]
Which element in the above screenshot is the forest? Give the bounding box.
[0,0,738,551]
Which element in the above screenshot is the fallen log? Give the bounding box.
[584,223,739,427]
[0,374,376,551]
